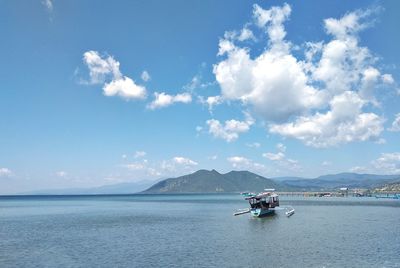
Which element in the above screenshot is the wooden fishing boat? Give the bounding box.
[234,189,296,218]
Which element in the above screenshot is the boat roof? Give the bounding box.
[245,192,278,200]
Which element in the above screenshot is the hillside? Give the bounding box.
[142,169,280,193]
[279,173,400,191]
[373,180,400,192]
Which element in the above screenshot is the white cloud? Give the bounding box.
[213,4,392,147]
[227,156,268,173]
[214,4,325,123]
[262,143,301,171]
[0,168,12,177]
[173,157,198,166]
[83,51,121,84]
[160,156,199,173]
[147,92,192,110]
[141,70,151,82]
[238,28,256,42]
[350,152,400,175]
[82,50,147,100]
[199,95,223,113]
[206,114,254,142]
[42,0,53,12]
[103,76,146,99]
[227,156,251,167]
[134,151,147,159]
[253,3,291,51]
[263,152,285,161]
[270,92,384,147]
[372,153,400,174]
[388,113,400,132]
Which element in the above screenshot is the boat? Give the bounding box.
[234,189,295,218]
[245,189,280,217]
[285,207,295,217]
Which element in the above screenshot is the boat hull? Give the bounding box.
[250,208,275,217]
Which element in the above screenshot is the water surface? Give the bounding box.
[1,194,399,267]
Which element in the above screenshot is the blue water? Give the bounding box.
[1,194,400,267]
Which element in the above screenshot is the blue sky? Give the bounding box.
[1,0,400,194]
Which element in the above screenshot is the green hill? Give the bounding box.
[142,169,280,193]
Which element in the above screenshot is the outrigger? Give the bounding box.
[234,189,295,218]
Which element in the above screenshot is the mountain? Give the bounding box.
[142,169,281,193]
[279,173,400,190]
[18,180,157,195]
[15,171,400,195]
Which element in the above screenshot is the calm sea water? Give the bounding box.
[1,194,399,268]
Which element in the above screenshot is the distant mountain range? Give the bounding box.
[142,170,400,193]
[19,180,157,195]
[278,173,400,191]
[15,170,400,195]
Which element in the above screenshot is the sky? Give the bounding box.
[1,0,400,194]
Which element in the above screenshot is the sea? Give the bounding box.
[1,194,399,268]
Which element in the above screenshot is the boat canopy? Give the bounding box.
[245,192,278,200]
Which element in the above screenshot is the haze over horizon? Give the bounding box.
[1,0,400,194]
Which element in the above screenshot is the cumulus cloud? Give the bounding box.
[227,156,251,167]
[270,91,384,148]
[147,92,192,110]
[199,95,223,113]
[83,51,121,84]
[214,4,325,123]
[262,143,301,171]
[238,28,255,41]
[103,76,146,99]
[388,113,400,132]
[213,4,393,147]
[0,168,12,177]
[82,50,146,100]
[206,114,254,142]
